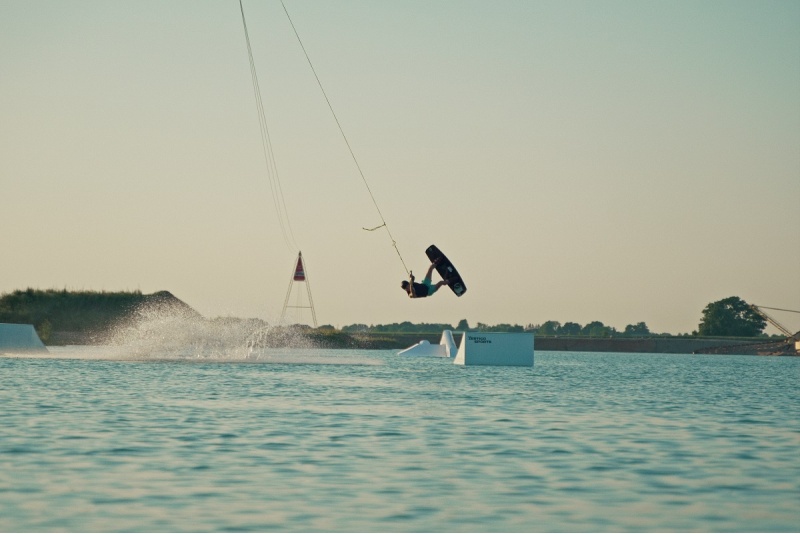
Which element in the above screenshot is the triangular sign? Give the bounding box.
[293,255,305,281]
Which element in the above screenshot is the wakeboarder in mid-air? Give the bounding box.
[401,260,449,299]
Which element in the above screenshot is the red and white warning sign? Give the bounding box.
[293,254,305,281]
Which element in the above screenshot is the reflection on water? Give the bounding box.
[1,348,798,531]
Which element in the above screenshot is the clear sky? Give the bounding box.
[2,0,799,335]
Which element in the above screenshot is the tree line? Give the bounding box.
[341,319,652,337]
[341,296,774,338]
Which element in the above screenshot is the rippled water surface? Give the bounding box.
[1,348,798,532]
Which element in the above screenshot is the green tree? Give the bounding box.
[624,322,650,336]
[537,320,561,336]
[456,319,470,331]
[582,321,615,337]
[560,322,582,336]
[485,323,524,333]
[697,296,766,337]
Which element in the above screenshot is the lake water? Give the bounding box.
[1,346,798,532]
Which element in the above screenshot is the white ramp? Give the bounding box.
[397,339,445,357]
[398,330,458,357]
[0,323,49,354]
[454,332,534,367]
[440,330,457,358]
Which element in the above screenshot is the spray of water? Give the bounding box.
[102,300,362,363]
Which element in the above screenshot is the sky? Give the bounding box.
[2,0,799,335]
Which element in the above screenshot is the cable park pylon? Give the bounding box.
[280,251,317,327]
[238,0,413,326]
[240,0,312,325]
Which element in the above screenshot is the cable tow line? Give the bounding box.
[239,0,297,251]
[279,0,409,277]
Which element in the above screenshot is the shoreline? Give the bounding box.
[44,330,798,356]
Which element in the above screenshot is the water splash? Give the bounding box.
[100,300,373,364]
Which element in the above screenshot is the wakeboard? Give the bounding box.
[425,244,467,297]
